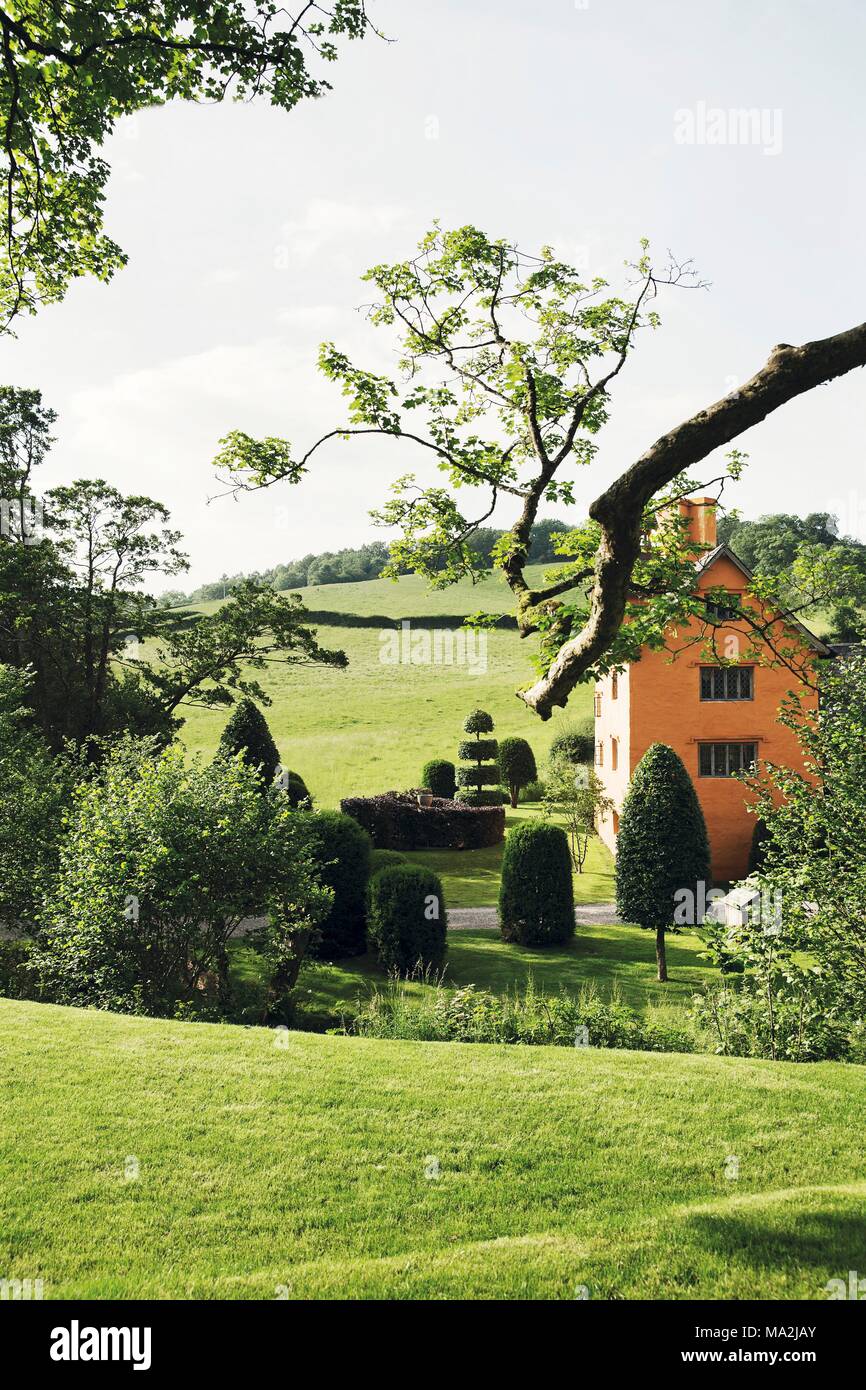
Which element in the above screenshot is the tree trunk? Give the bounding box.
[656,927,668,983]
[509,785,518,809]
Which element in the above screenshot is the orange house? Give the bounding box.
[593,498,830,882]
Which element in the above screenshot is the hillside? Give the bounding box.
[174,565,591,806]
[2,998,864,1299]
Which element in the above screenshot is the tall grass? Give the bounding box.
[343,972,694,1053]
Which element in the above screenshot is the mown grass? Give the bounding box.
[403,804,614,907]
[171,566,592,807]
[3,996,865,1299]
[230,913,716,1033]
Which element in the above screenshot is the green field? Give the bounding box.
[173,566,592,808]
[3,996,865,1300]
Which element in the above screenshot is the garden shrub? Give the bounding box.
[349,978,692,1053]
[366,864,447,975]
[497,736,537,808]
[748,817,771,873]
[421,759,456,799]
[521,778,547,803]
[0,665,78,933]
[616,742,710,982]
[0,939,35,999]
[300,810,372,958]
[456,709,508,806]
[30,739,329,1016]
[341,791,504,850]
[499,821,574,945]
[369,848,408,877]
[279,768,311,807]
[549,718,595,766]
[218,697,281,785]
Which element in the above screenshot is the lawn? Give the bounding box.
[231,914,715,1032]
[403,804,614,907]
[169,566,593,807]
[3,996,865,1300]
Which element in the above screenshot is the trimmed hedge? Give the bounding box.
[367,864,447,975]
[369,848,408,877]
[421,759,456,799]
[456,764,502,788]
[341,792,505,850]
[499,821,575,946]
[455,788,509,807]
[298,810,372,959]
[457,739,498,763]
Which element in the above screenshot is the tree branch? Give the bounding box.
[520,320,866,717]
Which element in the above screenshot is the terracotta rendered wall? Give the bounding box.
[593,665,631,859]
[626,552,818,881]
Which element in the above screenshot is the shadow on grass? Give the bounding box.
[683,1204,866,1281]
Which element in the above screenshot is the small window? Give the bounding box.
[698,742,757,777]
[611,737,618,771]
[705,592,742,623]
[700,667,753,701]
[595,741,603,767]
[594,693,602,718]
[612,811,619,835]
[611,673,619,700]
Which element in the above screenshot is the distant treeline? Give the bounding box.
[158,518,572,607]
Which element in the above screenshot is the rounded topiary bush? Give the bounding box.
[279,768,311,808]
[497,736,538,808]
[550,718,595,767]
[369,847,408,877]
[498,821,574,946]
[367,864,447,975]
[421,759,456,799]
[299,810,372,959]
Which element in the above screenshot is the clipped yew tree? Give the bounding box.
[499,821,574,945]
[218,697,281,786]
[497,736,537,808]
[615,742,710,983]
[367,864,447,975]
[421,758,456,799]
[456,709,507,806]
[299,810,371,959]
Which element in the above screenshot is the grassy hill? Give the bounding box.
[173,566,592,808]
[3,996,865,1299]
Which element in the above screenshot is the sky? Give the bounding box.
[1,0,864,592]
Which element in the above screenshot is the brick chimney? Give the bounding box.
[677,496,717,551]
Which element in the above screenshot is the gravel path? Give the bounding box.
[449,903,620,930]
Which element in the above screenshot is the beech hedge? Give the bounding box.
[340,791,505,850]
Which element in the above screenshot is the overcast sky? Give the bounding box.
[1,0,864,591]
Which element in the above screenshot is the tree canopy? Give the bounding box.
[216,223,866,717]
[0,2,373,330]
[0,386,346,746]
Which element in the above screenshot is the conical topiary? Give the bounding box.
[615,742,710,982]
[218,698,280,786]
